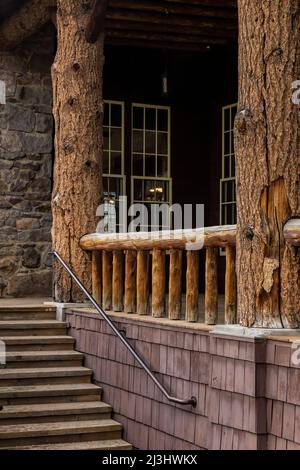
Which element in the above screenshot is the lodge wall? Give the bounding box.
[0,25,55,298]
[67,309,300,450]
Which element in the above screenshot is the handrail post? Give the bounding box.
[137,251,150,315]
[225,246,237,324]
[124,250,137,313]
[186,251,199,322]
[168,249,182,320]
[102,251,112,311]
[112,250,124,312]
[152,249,166,318]
[92,250,101,306]
[205,248,218,325]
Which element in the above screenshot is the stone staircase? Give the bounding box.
[0,305,132,450]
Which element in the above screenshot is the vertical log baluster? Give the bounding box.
[112,250,124,312]
[225,246,237,324]
[137,251,150,315]
[92,250,101,305]
[186,251,199,322]
[102,251,112,310]
[152,249,166,318]
[124,250,137,313]
[168,250,182,320]
[205,247,218,325]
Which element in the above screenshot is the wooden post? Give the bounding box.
[152,249,166,318]
[205,248,218,325]
[112,251,124,312]
[124,250,137,313]
[102,251,112,310]
[168,250,182,320]
[186,251,199,322]
[52,0,105,302]
[225,246,237,324]
[92,250,101,305]
[235,0,300,327]
[137,251,150,315]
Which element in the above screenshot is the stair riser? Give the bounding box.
[0,412,112,425]
[0,376,91,387]
[0,329,67,337]
[0,313,57,321]
[0,393,101,406]
[6,360,83,368]
[5,344,74,352]
[0,431,122,448]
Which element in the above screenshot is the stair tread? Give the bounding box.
[0,401,111,419]
[4,439,132,450]
[0,307,56,312]
[5,351,82,360]
[0,321,67,328]
[0,336,74,344]
[0,419,122,439]
[0,383,101,397]
[0,367,92,379]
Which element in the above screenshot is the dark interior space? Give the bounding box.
[103,42,238,226]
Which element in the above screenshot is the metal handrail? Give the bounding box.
[51,250,197,408]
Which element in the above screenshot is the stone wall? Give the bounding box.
[66,309,300,450]
[0,25,55,298]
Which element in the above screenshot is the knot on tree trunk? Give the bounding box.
[244,225,254,241]
[235,108,253,134]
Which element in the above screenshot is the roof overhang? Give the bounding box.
[0,0,238,52]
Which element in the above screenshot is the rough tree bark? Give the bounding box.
[235,0,300,327]
[52,0,104,302]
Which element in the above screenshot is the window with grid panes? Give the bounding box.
[131,104,172,231]
[103,101,125,231]
[220,104,237,227]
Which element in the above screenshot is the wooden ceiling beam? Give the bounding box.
[106,19,236,39]
[105,37,212,52]
[0,0,56,50]
[106,9,237,33]
[109,0,237,20]
[106,29,227,45]
[162,0,237,7]
[86,0,109,43]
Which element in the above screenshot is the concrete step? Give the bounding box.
[0,336,75,351]
[6,439,132,450]
[0,307,56,321]
[0,401,112,425]
[0,419,122,448]
[0,320,67,336]
[0,383,102,406]
[4,350,83,368]
[0,367,92,386]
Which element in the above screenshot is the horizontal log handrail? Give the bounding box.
[83,225,237,326]
[283,219,300,247]
[80,225,236,252]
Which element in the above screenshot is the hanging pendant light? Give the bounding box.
[162,51,169,98]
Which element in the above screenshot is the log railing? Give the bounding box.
[80,225,237,325]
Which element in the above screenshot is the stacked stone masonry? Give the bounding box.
[0,25,55,297]
[66,309,300,450]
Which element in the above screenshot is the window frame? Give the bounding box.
[220,103,237,228]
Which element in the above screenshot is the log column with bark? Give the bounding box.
[52,0,106,302]
[235,0,300,327]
